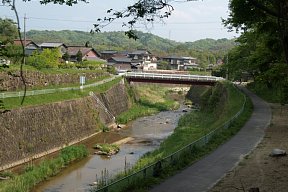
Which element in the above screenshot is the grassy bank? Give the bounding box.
[135,82,247,167]
[94,82,253,192]
[0,145,88,192]
[2,77,122,109]
[116,84,180,124]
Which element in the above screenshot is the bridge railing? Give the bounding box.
[125,72,224,82]
[93,84,246,192]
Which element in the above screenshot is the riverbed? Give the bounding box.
[33,105,189,192]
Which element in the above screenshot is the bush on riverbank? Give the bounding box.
[246,81,281,103]
[0,145,88,192]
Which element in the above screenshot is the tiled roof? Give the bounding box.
[39,42,66,48]
[162,56,197,60]
[130,50,151,55]
[13,39,37,47]
[162,56,183,59]
[110,57,132,63]
[66,47,93,56]
[182,56,197,60]
[100,50,118,54]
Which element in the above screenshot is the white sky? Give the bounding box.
[0,0,238,42]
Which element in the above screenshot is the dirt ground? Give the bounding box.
[211,104,288,192]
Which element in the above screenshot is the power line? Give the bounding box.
[0,14,221,25]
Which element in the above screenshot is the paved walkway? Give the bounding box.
[150,87,271,192]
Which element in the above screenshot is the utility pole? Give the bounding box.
[24,13,27,65]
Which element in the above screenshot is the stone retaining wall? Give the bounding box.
[0,81,130,170]
[0,71,109,91]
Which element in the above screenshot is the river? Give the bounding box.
[33,105,189,192]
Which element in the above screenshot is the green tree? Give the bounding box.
[2,44,23,64]
[62,52,70,61]
[27,48,61,69]
[157,61,170,70]
[0,18,18,44]
[224,0,288,65]
[76,50,82,63]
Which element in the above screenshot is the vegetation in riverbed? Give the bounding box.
[94,143,120,156]
[0,145,88,192]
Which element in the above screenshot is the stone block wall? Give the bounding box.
[0,71,109,91]
[0,81,130,170]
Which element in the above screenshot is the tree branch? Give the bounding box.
[248,0,288,21]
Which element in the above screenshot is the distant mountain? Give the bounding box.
[26,30,235,53]
[184,38,236,52]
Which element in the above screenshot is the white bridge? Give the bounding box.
[124,72,224,85]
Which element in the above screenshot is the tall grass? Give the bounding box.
[0,145,88,192]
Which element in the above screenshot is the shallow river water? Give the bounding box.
[33,105,188,192]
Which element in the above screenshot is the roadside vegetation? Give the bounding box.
[246,82,283,103]
[0,145,88,192]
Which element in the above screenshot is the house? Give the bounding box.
[13,39,39,56]
[162,56,198,70]
[99,50,118,60]
[107,57,132,71]
[128,49,157,70]
[143,62,157,71]
[66,46,103,62]
[38,42,67,56]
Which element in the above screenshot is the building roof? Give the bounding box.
[182,56,197,60]
[129,50,151,55]
[66,46,98,56]
[13,39,38,47]
[162,56,197,60]
[110,57,132,63]
[100,50,118,54]
[39,42,67,48]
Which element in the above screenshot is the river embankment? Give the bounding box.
[33,104,189,192]
[0,81,130,172]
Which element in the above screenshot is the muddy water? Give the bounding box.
[33,105,188,192]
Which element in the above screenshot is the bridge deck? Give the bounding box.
[124,72,224,85]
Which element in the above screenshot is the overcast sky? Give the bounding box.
[0,0,238,42]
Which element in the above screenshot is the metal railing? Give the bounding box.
[0,76,118,99]
[125,72,224,82]
[94,85,246,192]
[90,91,115,121]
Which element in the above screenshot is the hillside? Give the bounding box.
[26,30,235,53]
[26,30,235,66]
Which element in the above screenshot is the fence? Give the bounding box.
[94,85,246,192]
[0,76,118,99]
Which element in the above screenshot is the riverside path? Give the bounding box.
[150,86,271,192]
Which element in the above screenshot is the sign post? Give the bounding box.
[80,75,85,90]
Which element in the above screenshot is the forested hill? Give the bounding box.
[26,30,235,56]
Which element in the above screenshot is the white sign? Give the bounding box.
[80,76,86,85]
